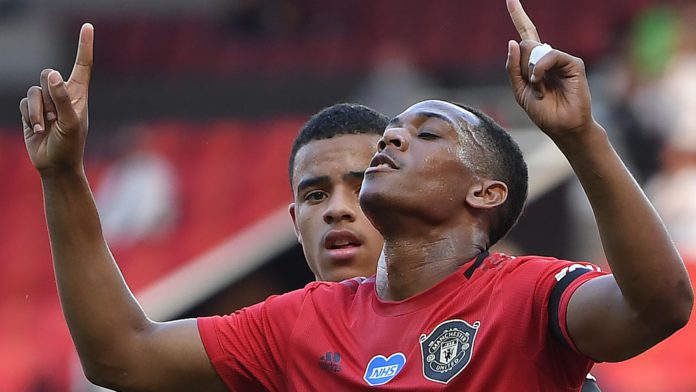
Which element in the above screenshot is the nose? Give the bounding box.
[377,128,409,152]
[323,189,357,224]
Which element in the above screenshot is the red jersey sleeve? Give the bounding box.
[534,259,607,352]
[494,254,607,389]
[528,256,608,388]
[197,282,324,391]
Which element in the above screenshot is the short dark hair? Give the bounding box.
[454,103,529,247]
[288,103,388,185]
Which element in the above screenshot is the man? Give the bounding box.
[292,103,600,391]
[287,103,387,283]
[20,1,691,391]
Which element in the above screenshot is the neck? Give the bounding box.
[375,227,487,301]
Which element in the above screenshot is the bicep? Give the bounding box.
[116,319,228,392]
[566,275,671,362]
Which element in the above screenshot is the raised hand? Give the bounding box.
[19,23,94,176]
[505,0,594,140]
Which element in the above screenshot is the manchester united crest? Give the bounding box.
[419,319,480,384]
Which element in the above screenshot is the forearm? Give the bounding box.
[41,169,151,371]
[558,123,692,323]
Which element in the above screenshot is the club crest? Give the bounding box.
[419,319,480,384]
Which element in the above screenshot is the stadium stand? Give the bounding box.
[0,118,301,391]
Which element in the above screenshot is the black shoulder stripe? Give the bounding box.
[548,268,591,346]
[464,251,489,279]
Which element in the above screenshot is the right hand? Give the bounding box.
[19,23,94,176]
[505,0,594,141]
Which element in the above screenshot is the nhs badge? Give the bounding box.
[419,319,480,384]
[363,353,406,386]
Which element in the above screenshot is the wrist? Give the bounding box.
[39,165,87,183]
[552,121,609,158]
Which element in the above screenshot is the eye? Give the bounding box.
[417,131,438,140]
[304,191,327,203]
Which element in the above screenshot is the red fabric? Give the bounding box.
[198,253,606,391]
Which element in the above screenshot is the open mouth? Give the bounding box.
[323,230,363,260]
[366,153,398,173]
[328,239,359,249]
[324,230,362,249]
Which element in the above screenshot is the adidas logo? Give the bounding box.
[319,351,342,373]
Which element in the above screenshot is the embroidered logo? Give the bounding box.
[419,319,480,384]
[363,353,406,386]
[319,351,342,372]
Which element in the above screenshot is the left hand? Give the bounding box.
[505,0,594,140]
[19,23,93,177]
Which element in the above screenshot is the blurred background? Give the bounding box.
[1,0,695,391]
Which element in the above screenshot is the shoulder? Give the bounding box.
[300,276,375,301]
[484,253,601,277]
[200,281,350,330]
[480,253,604,296]
[229,277,375,317]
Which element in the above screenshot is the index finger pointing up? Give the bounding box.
[68,23,94,88]
[506,0,540,42]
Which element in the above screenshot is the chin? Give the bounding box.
[332,267,373,282]
[360,182,391,213]
[360,187,403,230]
[322,268,355,283]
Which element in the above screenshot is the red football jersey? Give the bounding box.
[198,252,606,391]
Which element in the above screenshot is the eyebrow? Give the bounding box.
[296,171,365,195]
[387,111,455,129]
[296,176,329,195]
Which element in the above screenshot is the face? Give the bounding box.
[289,134,384,282]
[360,100,485,229]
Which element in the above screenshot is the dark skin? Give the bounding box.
[360,100,505,301]
[21,25,227,392]
[506,0,691,361]
[18,1,692,390]
[361,0,692,361]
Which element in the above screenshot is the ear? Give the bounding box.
[288,203,302,244]
[465,180,508,209]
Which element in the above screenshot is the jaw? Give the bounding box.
[323,265,375,282]
[360,171,403,216]
[362,169,475,234]
[315,249,377,281]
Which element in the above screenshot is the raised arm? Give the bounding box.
[505,0,693,362]
[19,24,226,391]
